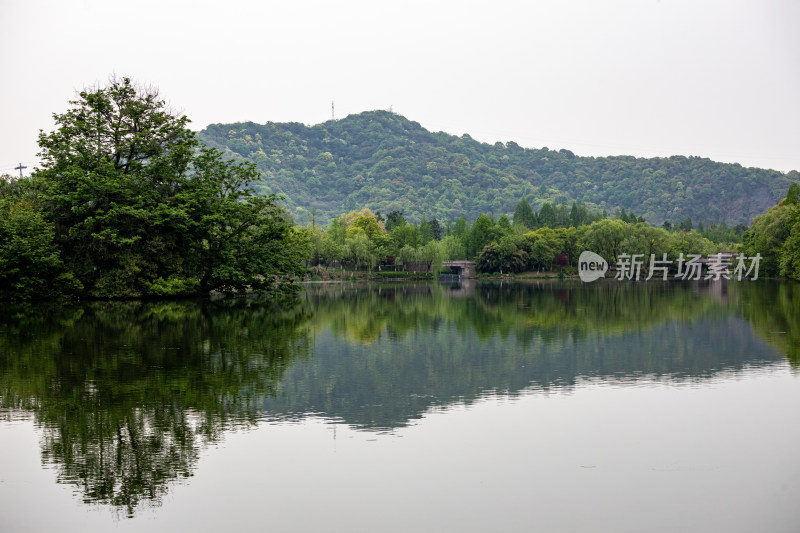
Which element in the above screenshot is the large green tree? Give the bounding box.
[33,77,308,298]
[579,219,627,264]
[513,197,536,229]
[742,204,795,276]
[475,238,528,274]
[467,213,499,257]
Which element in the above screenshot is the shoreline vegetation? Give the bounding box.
[1,77,799,302]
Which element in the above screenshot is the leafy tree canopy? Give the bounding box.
[29,77,309,299]
[743,182,800,279]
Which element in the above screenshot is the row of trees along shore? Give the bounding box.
[306,194,765,276]
[2,77,799,300]
[742,182,800,278]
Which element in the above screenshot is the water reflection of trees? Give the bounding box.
[306,281,735,346]
[304,282,799,364]
[732,281,800,366]
[0,299,311,516]
[283,281,792,429]
[1,281,797,514]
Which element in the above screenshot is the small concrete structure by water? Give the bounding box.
[441,260,477,278]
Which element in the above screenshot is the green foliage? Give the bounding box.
[452,215,469,238]
[439,234,466,260]
[666,229,717,259]
[30,77,308,298]
[570,201,590,227]
[416,240,442,272]
[743,204,795,276]
[350,214,386,243]
[467,213,500,257]
[384,210,406,231]
[619,223,671,259]
[779,218,800,279]
[497,214,513,236]
[476,238,528,274]
[513,197,536,229]
[318,209,390,270]
[418,216,434,244]
[0,199,82,300]
[390,223,420,252]
[319,201,725,272]
[429,218,443,240]
[786,182,800,206]
[740,183,800,279]
[198,111,796,227]
[538,202,557,227]
[694,220,747,245]
[775,183,800,279]
[580,219,627,264]
[143,274,200,296]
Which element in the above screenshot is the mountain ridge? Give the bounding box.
[197,110,797,226]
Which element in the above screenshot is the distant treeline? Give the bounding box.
[307,181,800,277]
[307,197,741,275]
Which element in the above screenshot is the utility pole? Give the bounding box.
[14,163,27,178]
[331,101,335,120]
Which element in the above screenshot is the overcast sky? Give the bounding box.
[1,0,798,177]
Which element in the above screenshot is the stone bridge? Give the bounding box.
[441,260,477,278]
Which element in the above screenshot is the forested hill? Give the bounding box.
[197,111,797,226]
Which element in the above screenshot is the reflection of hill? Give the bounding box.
[1,281,796,514]
[266,282,786,430]
[0,299,311,516]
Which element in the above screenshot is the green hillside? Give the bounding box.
[198,111,797,226]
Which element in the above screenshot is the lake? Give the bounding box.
[1,280,799,532]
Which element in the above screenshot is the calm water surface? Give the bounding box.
[1,280,799,532]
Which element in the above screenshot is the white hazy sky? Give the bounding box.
[1,0,798,177]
